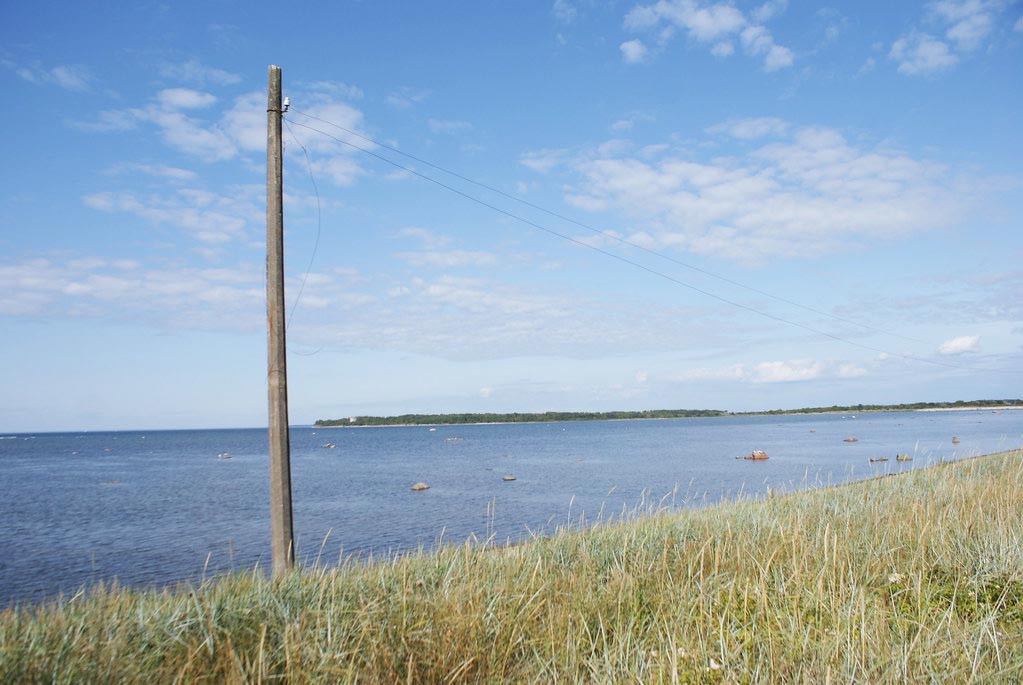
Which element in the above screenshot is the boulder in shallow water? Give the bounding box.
[502,475,516,481]
[744,450,769,460]
[411,482,430,491]
[843,437,858,443]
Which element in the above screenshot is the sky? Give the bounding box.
[1,0,1022,432]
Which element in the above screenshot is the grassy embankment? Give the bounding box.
[2,451,1022,683]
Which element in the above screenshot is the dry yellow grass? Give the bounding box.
[2,450,1021,683]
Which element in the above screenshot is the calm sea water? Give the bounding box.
[1,410,1021,604]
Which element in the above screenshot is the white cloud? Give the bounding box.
[70,109,140,132]
[6,61,93,91]
[48,65,93,91]
[385,87,429,109]
[528,121,976,261]
[145,107,237,161]
[622,0,793,71]
[395,250,498,268]
[311,156,364,187]
[891,1,1012,76]
[159,59,241,86]
[156,88,217,110]
[108,163,198,183]
[1015,15,1023,32]
[626,1,745,41]
[938,334,980,355]
[553,0,577,23]
[752,359,826,383]
[620,39,650,64]
[301,80,364,100]
[0,257,265,330]
[837,363,868,379]
[752,0,788,24]
[76,87,371,184]
[221,91,265,152]
[399,227,452,249]
[427,118,472,134]
[890,32,958,75]
[672,358,864,384]
[762,43,794,71]
[519,148,571,173]
[1,255,732,360]
[707,116,787,140]
[710,41,735,57]
[83,185,260,245]
[931,0,996,51]
[739,25,793,71]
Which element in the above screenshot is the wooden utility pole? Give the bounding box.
[266,64,295,578]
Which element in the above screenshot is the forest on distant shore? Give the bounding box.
[314,399,1020,427]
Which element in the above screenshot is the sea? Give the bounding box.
[1,409,1021,605]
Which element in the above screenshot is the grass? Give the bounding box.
[2,451,1022,683]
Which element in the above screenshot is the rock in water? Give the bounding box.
[411,482,430,491]
[502,475,516,481]
[744,450,769,460]
[952,437,960,444]
[843,437,858,443]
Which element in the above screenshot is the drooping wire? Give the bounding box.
[289,108,924,345]
[284,117,1003,374]
[282,117,322,332]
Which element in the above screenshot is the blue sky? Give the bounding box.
[2,0,1022,431]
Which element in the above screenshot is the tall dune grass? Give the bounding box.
[2,450,1021,683]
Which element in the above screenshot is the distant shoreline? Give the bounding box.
[313,401,1021,428]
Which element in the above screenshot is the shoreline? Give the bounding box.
[313,404,1022,428]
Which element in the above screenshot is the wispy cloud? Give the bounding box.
[622,0,794,71]
[552,0,578,23]
[385,87,429,109]
[83,185,261,245]
[428,118,473,134]
[890,32,958,75]
[0,257,264,330]
[158,59,241,86]
[395,250,498,268]
[5,60,94,91]
[1,255,735,360]
[610,111,654,132]
[73,85,373,185]
[156,88,218,110]
[707,116,788,140]
[620,39,650,64]
[670,357,866,383]
[399,227,452,249]
[301,80,364,100]
[891,0,1010,76]
[519,148,572,174]
[106,163,198,183]
[525,121,985,262]
[938,334,980,355]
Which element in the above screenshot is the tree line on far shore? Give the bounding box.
[314,399,1020,427]
[314,409,726,427]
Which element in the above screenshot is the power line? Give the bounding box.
[282,117,322,333]
[289,108,924,345]
[284,116,1001,374]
